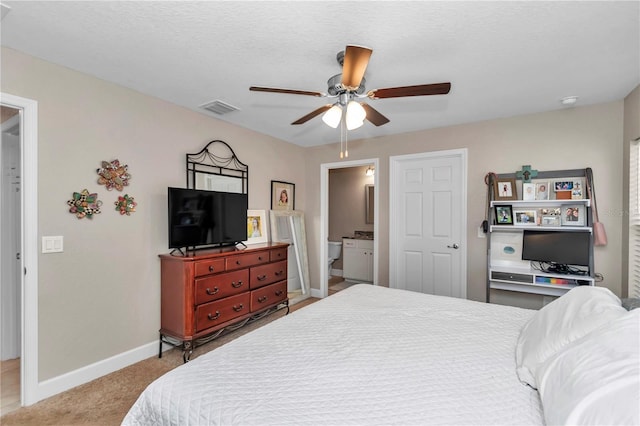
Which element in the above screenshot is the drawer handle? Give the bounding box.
[208,265,215,273]
[258,296,268,303]
[258,256,263,261]
[233,304,244,312]
[275,290,284,296]
[275,270,284,276]
[231,280,243,288]
[257,274,267,281]
[207,311,221,321]
[206,287,219,295]
[236,260,241,265]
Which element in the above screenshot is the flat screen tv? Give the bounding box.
[521,230,590,269]
[168,187,248,249]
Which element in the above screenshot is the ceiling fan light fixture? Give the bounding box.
[345,101,366,130]
[322,104,342,128]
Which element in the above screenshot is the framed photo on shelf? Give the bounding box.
[571,180,584,199]
[561,204,586,226]
[535,182,550,200]
[245,209,268,244]
[493,178,518,201]
[514,209,537,226]
[271,180,295,211]
[554,180,573,200]
[494,205,513,225]
[522,183,535,201]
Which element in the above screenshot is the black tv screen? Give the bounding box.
[168,187,248,249]
[522,230,590,267]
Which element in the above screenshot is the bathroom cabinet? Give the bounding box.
[343,238,374,282]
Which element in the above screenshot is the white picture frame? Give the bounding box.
[561,204,586,226]
[535,181,549,200]
[514,209,537,226]
[522,183,536,201]
[245,209,268,244]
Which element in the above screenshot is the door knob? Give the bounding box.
[447,243,460,249]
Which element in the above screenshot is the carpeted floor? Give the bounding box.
[0,298,317,426]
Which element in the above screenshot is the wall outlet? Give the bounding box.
[477,226,486,238]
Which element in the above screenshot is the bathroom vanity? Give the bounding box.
[343,236,374,283]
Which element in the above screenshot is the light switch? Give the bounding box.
[42,236,63,253]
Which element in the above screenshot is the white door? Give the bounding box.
[389,149,467,298]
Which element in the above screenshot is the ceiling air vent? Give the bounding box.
[199,100,240,115]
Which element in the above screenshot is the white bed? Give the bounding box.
[123,284,639,426]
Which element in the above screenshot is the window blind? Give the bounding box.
[630,139,640,298]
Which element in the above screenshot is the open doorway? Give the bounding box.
[320,158,379,298]
[0,93,39,409]
[1,106,21,415]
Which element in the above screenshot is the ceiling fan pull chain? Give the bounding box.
[344,125,349,158]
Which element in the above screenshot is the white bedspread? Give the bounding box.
[123,284,544,425]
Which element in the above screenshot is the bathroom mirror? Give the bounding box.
[186,140,248,193]
[365,184,374,224]
[269,210,310,305]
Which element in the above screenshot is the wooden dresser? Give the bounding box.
[159,242,289,361]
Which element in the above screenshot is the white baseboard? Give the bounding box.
[330,268,343,276]
[34,340,166,404]
[310,288,323,298]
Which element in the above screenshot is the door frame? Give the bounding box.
[0,92,39,406]
[389,148,467,297]
[320,158,379,298]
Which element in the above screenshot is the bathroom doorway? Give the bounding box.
[320,158,379,298]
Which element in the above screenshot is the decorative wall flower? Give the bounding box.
[115,194,137,216]
[97,159,131,191]
[67,189,102,219]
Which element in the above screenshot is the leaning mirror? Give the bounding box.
[186,140,248,193]
[269,210,310,305]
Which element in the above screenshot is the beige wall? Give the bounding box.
[305,102,624,305]
[1,47,307,380]
[622,85,640,297]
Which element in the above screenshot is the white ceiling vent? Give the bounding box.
[199,100,240,115]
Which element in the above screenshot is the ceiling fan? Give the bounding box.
[249,44,451,130]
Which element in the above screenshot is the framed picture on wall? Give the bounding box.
[493,178,518,201]
[245,209,268,244]
[271,180,295,211]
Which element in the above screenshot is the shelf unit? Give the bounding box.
[486,169,595,301]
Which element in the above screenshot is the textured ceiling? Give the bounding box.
[1,1,638,147]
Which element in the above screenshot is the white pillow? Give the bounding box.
[515,286,627,388]
[536,309,640,426]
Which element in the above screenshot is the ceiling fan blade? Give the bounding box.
[361,103,390,126]
[250,86,325,97]
[368,82,451,99]
[341,45,373,90]
[291,104,333,125]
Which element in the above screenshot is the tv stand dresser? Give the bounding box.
[159,242,289,362]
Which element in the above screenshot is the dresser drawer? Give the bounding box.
[195,269,248,305]
[226,251,270,271]
[194,258,226,277]
[195,293,251,332]
[250,281,287,312]
[270,247,287,262]
[250,260,287,289]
